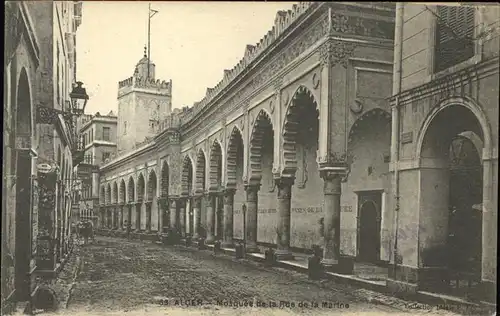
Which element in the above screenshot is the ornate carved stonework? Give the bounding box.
[320,40,357,69]
[329,13,394,40]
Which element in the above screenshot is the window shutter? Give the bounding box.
[435,5,475,72]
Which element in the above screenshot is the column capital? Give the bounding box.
[145,200,153,206]
[321,170,343,196]
[244,183,261,192]
[275,176,295,188]
[319,168,347,181]
[193,197,202,208]
[223,188,236,196]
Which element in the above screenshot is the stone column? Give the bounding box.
[216,193,224,240]
[222,189,235,248]
[244,184,260,253]
[110,206,116,229]
[192,196,202,239]
[205,193,216,244]
[127,204,133,228]
[145,201,152,233]
[178,198,186,237]
[275,177,294,260]
[169,198,177,232]
[158,198,168,233]
[320,170,343,269]
[135,201,142,231]
[119,205,124,229]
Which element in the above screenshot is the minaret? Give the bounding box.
[116,47,172,153]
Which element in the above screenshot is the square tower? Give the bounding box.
[117,53,172,153]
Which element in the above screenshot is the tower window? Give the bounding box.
[434,5,475,73]
[103,127,111,141]
[124,121,127,135]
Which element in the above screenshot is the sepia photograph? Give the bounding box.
[2,1,499,315]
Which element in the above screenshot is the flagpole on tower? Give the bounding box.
[147,3,158,80]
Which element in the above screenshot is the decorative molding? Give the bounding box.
[329,12,394,40]
[350,99,364,114]
[269,100,275,114]
[320,40,357,69]
[312,72,320,89]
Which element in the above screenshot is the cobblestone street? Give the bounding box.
[41,236,463,316]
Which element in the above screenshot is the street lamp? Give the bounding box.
[69,81,89,116]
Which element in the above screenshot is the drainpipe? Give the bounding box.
[391,2,404,274]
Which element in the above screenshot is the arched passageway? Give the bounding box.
[418,103,486,296]
[193,150,206,239]
[127,177,135,229]
[207,140,223,243]
[223,127,244,248]
[347,108,391,261]
[247,110,274,253]
[180,156,194,238]
[146,171,158,232]
[160,162,170,232]
[136,173,145,231]
[275,86,320,259]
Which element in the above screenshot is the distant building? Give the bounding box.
[73,111,118,225]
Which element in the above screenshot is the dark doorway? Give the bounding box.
[357,191,382,264]
[447,135,482,294]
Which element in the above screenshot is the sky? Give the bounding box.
[76,1,296,116]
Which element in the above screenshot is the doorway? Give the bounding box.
[357,191,382,264]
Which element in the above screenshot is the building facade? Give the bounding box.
[73,111,118,224]
[95,2,497,304]
[2,1,85,313]
[387,3,499,303]
[3,2,41,312]
[98,2,395,268]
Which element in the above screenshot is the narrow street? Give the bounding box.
[58,236,460,315]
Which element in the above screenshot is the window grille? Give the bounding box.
[434,5,475,72]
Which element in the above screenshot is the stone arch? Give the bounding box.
[249,109,274,182]
[147,170,157,201]
[195,149,206,193]
[209,139,223,190]
[181,155,194,196]
[113,181,118,204]
[226,126,244,188]
[161,161,169,197]
[281,85,318,176]
[414,98,492,281]
[347,108,392,163]
[416,96,492,161]
[119,179,126,203]
[137,173,145,201]
[127,176,135,202]
[106,183,111,204]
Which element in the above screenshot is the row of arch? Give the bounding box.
[100,162,168,205]
[102,85,395,202]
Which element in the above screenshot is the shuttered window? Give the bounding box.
[434,5,475,72]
